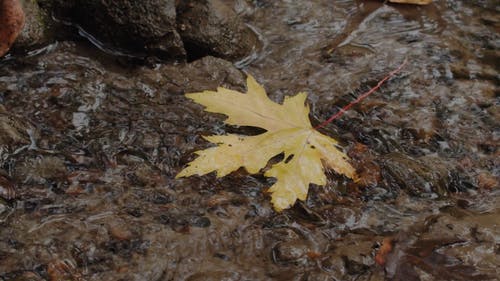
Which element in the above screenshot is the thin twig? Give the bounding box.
[315,58,408,130]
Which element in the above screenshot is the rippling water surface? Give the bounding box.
[0,1,498,280]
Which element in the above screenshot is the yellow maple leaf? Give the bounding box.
[176,75,357,211]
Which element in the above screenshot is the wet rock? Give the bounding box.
[176,0,258,61]
[289,201,326,225]
[135,55,245,97]
[189,215,211,227]
[147,190,174,204]
[126,207,143,218]
[207,191,248,208]
[320,256,347,279]
[5,271,45,281]
[129,164,165,187]
[272,240,312,264]
[381,152,454,197]
[165,55,246,93]
[450,62,472,80]
[16,156,67,184]
[46,0,185,59]
[108,221,134,240]
[186,271,240,281]
[156,212,211,231]
[0,173,16,200]
[477,172,498,190]
[384,210,499,281]
[348,142,382,188]
[450,59,498,83]
[71,240,104,269]
[0,198,14,222]
[405,109,439,142]
[343,256,370,276]
[335,234,375,275]
[12,0,53,51]
[35,0,259,61]
[0,106,33,147]
[103,238,150,257]
[47,259,82,281]
[325,44,375,66]
[0,0,25,57]
[348,123,401,154]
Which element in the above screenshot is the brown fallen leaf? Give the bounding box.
[375,237,394,266]
[0,174,16,200]
[47,260,83,281]
[306,251,322,259]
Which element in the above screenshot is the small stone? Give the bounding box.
[0,0,25,57]
[13,0,52,50]
[272,240,311,264]
[189,215,211,228]
[477,172,498,190]
[109,222,134,240]
[381,152,454,197]
[0,106,31,146]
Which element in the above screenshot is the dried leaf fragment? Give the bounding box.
[177,75,356,211]
[375,237,394,265]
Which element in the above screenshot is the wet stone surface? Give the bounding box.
[0,1,499,280]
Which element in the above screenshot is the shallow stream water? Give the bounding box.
[0,1,498,280]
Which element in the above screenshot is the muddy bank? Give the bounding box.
[1,0,499,280]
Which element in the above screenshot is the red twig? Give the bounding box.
[315,58,408,130]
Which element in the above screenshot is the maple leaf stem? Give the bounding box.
[315,58,408,130]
